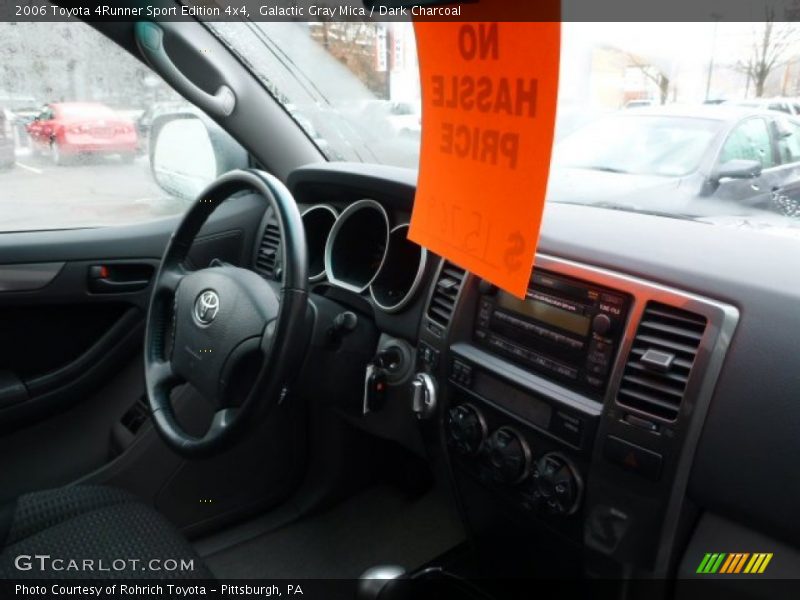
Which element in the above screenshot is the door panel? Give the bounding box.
[0,356,146,502]
[0,193,266,431]
[0,302,132,380]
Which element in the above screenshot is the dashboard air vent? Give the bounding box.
[617,302,707,421]
[255,216,281,280]
[427,260,466,328]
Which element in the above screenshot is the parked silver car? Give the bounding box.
[0,108,14,169]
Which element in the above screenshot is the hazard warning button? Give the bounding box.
[603,436,663,481]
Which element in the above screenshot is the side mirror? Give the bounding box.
[776,127,792,140]
[149,112,248,201]
[713,159,762,182]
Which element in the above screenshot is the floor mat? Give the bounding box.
[202,485,465,579]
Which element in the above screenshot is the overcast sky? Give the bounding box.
[564,22,798,73]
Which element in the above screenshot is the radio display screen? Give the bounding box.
[474,270,630,399]
[496,292,590,336]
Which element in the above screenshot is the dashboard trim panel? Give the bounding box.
[535,253,739,573]
[369,223,429,314]
[323,198,390,294]
[300,203,339,283]
[437,251,739,575]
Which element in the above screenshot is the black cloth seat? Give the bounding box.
[0,485,213,579]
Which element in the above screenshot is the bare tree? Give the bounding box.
[310,22,386,97]
[737,17,799,98]
[626,53,670,105]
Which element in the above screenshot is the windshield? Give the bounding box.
[205,21,800,232]
[2,20,800,234]
[207,22,422,168]
[553,115,721,176]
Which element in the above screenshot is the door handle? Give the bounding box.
[87,264,153,294]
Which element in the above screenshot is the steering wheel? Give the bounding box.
[144,169,308,457]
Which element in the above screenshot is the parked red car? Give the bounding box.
[26,102,138,165]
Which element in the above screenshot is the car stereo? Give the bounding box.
[473,270,631,398]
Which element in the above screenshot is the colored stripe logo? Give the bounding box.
[697,553,773,574]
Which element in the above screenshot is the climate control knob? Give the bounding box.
[445,404,487,456]
[485,427,531,484]
[527,453,582,516]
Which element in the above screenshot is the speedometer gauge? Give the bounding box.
[324,199,390,293]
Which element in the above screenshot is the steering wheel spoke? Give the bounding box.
[144,358,184,417]
[207,407,240,439]
[157,263,188,295]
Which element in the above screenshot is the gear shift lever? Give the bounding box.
[356,565,406,600]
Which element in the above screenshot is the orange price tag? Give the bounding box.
[409,21,561,298]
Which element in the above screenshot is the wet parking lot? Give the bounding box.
[0,148,187,233]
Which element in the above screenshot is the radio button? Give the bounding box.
[587,362,609,376]
[586,375,603,387]
[551,411,584,446]
[450,360,473,387]
[588,352,610,366]
[592,313,612,335]
[587,340,614,369]
[554,364,578,379]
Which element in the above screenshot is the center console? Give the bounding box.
[416,254,739,578]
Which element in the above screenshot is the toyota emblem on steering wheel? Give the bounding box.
[194,290,220,325]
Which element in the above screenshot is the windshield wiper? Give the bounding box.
[576,165,631,174]
[554,200,703,222]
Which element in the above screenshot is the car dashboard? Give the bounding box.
[249,161,800,579]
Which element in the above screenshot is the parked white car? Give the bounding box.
[726,97,800,116]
